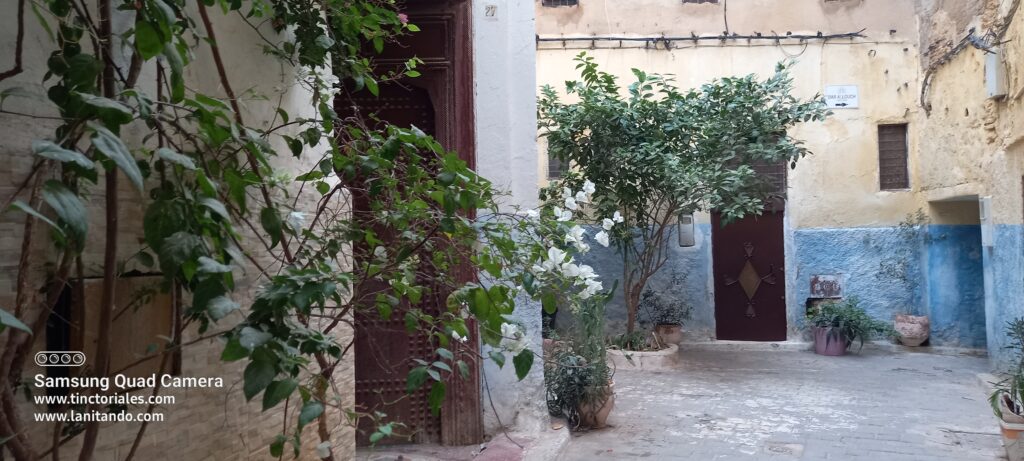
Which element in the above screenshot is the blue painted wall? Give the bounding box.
[790,227,924,332]
[566,224,715,336]
[925,225,986,348]
[984,225,1024,366]
[563,221,998,352]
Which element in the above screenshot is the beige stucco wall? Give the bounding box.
[536,0,926,229]
[917,0,1024,226]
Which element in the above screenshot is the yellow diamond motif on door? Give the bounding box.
[737,261,761,300]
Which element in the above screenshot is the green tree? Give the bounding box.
[538,53,830,335]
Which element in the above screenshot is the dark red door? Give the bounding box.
[712,208,787,341]
[341,0,482,447]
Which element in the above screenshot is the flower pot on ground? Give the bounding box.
[990,317,1024,461]
[805,297,894,356]
[638,286,691,346]
[654,324,684,345]
[894,314,930,346]
[812,326,849,356]
[579,381,615,429]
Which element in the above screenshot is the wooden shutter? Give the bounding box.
[878,124,909,190]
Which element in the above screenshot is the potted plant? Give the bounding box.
[806,298,894,356]
[639,285,692,346]
[545,295,615,429]
[990,318,1024,461]
[545,349,614,429]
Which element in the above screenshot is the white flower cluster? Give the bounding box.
[531,247,603,299]
[500,322,527,354]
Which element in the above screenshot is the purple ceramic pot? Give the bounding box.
[813,327,849,356]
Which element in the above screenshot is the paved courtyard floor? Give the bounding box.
[562,348,1004,461]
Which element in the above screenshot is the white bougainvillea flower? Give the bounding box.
[499,322,527,354]
[316,442,332,459]
[576,264,598,280]
[452,331,468,343]
[613,211,624,223]
[582,179,596,195]
[564,225,586,245]
[562,187,573,199]
[602,218,615,230]
[547,247,568,267]
[373,246,386,259]
[595,230,610,247]
[562,263,581,278]
[553,206,572,221]
[564,196,578,211]
[575,190,589,204]
[525,209,540,219]
[580,279,603,299]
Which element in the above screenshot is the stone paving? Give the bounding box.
[562,348,1005,461]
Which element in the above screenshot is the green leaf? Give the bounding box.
[512,349,534,381]
[31,141,93,169]
[428,381,445,416]
[156,148,196,170]
[0,309,32,334]
[242,357,275,400]
[134,20,164,60]
[407,24,421,32]
[368,432,385,444]
[489,351,505,369]
[89,122,144,190]
[199,197,230,220]
[221,337,248,362]
[457,360,469,379]
[41,180,87,244]
[436,347,454,361]
[298,401,324,428]
[260,207,283,249]
[269,435,286,457]
[77,93,134,126]
[9,201,63,237]
[541,292,557,315]
[262,379,297,410]
[407,366,428,393]
[208,295,239,320]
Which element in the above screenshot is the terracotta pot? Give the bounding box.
[895,314,930,347]
[654,324,684,345]
[578,382,615,429]
[1001,418,1024,461]
[812,327,849,356]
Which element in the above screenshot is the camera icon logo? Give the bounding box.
[34,351,86,367]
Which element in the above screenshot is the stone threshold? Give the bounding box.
[677,339,988,357]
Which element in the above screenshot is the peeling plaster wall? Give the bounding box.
[916,0,1024,366]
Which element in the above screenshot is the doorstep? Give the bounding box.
[356,419,570,461]
[677,339,988,357]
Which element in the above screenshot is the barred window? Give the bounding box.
[878,124,910,190]
[548,153,569,179]
[541,0,578,6]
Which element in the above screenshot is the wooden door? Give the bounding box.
[711,208,787,341]
[341,0,481,447]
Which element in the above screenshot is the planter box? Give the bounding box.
[812,327,850,356]
[607,344,679,371]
